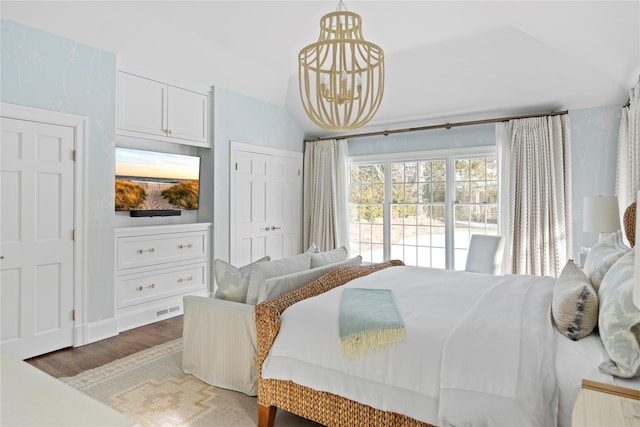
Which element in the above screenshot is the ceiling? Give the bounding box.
[2,1,639,138]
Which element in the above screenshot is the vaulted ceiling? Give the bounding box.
[2,1,639,138]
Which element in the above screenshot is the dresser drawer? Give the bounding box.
[117,230,207,270]
[117,262,207,309]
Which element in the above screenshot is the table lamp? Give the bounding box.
[583,195,621,241]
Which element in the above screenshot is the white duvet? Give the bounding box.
[262,266,559,427]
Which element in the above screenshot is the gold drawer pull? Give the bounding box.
[178,244,193,249]
[136,283,156,292]
[137,248,155,254]
[177,276,194,283]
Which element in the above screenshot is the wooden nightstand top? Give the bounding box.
[572,379,640,427]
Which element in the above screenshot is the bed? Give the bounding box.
[256,229,639,426]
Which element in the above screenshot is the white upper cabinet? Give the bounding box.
[117,71,210,147]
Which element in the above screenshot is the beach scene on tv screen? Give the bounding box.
[115,148,200,211]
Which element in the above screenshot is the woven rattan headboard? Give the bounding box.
[623,201,636,248]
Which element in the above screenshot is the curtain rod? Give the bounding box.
[304,110,569,142]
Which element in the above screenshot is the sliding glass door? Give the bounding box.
[348,147,497,269]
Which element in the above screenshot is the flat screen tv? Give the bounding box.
[115,147,200,214]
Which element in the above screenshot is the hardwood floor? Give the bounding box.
[25,315,183,378]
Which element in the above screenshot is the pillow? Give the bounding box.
[597,249,640,378]
[213,256,270,303]
[256,256,363,305]
[310,246,348,268]
[305,243,320,254]
[583,230,630,291]
[245,253,312,305]
[551,259,599,341]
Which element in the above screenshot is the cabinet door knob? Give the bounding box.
[271,226,282,231]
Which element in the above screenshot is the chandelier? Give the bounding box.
[298,1,384,131]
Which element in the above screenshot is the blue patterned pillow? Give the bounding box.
[213,256,270,303]
[597,249,640,378]
[584,230,630,291]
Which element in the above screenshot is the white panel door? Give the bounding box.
[233,151,270,266]
[268,156,302,258]
[231,145,302,266]
[1,117,75,359]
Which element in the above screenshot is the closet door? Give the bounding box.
[268,155,302,259]
[230,143,302,266]
[1,116,76,359]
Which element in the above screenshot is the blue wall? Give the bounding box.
[1,19,117,324]
[210,87,305,261]
[348,122,495,156]
[570,105,622,256]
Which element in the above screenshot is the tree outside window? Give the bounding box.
[348,150,497,269]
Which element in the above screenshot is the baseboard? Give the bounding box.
[116,291,208,332]
[83,317,119,345]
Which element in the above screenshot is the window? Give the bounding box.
[453,157,498,269]
[390,160,446,268]
[348,148,497,269]
[349,164,385,264]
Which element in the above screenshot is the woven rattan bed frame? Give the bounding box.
[255,260,435,427]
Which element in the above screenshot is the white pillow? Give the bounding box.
[551,259,599,341]
[583,230,630,291]
[256,256,363,305]
[245,253,311,305]
[310,246,348,268]
[213,256,270,303]
[305,243,320,254]
[597,249,640,378]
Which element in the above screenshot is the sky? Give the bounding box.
[115,148,200,180]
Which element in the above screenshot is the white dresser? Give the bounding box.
[115,223,211,331]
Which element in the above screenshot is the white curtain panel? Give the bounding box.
[616,80,640,212]
[303,139,349,252]
[497,115,573,277]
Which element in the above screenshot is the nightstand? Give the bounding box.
[572,379,640,426]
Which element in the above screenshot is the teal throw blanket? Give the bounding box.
[339,288,406,359]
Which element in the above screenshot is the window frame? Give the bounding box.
[348,146,498,269]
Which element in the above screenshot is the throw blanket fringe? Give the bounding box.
[340,326,406,359]
[339,288,406,359]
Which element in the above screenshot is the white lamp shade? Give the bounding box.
[583,196,621,233]
[634,191,639,309]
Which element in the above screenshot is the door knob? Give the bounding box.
[271,226,281,231]
[264,227,270,231]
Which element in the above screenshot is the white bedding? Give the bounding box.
[262,266,561,427]
[554,332,640,427]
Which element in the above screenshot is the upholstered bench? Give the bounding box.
[182,247,361,396]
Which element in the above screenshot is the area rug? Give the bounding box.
[61,338,320,427]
